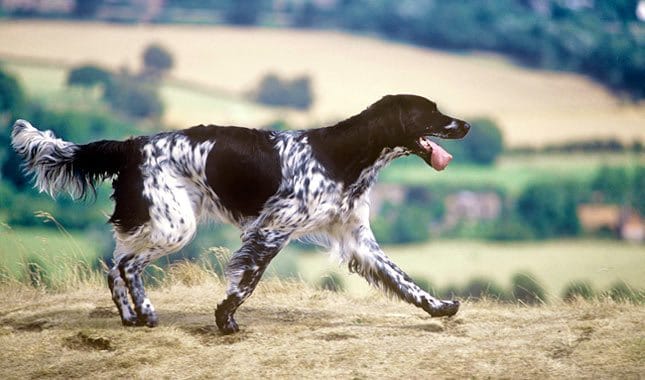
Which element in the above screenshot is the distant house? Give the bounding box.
[370,184,406,216]
[443,191,502,229]
[577,204,644,242]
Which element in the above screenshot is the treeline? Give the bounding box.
[10,0,641,99]
[511,139,644,154]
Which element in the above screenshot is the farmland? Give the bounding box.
[1,18,643,379]
[1,20,644,147]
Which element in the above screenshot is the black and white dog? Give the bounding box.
[11,94,470,334]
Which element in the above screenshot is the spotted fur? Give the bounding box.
[11,94,470,333]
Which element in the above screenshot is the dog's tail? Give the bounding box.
[11,119,141,199]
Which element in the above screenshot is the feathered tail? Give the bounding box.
[11,119,141,199]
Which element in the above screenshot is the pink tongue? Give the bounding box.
[427,140,453,171]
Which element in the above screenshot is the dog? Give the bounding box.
[11,94,470,334]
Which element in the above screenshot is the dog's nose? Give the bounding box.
[463,122,471,132]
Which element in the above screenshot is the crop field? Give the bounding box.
[0,269,643,378]
[1,20,644,147]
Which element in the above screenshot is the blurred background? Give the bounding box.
[0,0,643,303]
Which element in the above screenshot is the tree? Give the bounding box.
[104,73,164,119]
[142,44,174,78]
[67,65,112,88]
[463,118,504,165]
[225,0,262,25]
[73,0,102,19]
[517,181,581,238]
[0,69,25,116]
[253,73,314,110]
[591,166,631,204]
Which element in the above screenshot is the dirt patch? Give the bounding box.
[88,306,119,319]
[63,331,114,351]
[3,317,56,332]
[184,325,249,345]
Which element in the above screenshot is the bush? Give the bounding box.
[319,272,344,292]
[607,281,644,304]
[517,181,581,239]
[104,73,164,119]
[252,73,313,110]
[591,166,632,204]
[0,68,25,117]
[461,277,508,301]
[142,44,174,77]
[462,118,504,165]
[511,272,546,304]
[634,166,645,215]
[67,65,112,88]
[562,280,595,302]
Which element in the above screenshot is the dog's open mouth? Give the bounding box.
[417,136,453,171]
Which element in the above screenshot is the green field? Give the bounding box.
[2,226,643,302]
[381,152,645,195]
[0,225,101,285]
[294,240,645,302]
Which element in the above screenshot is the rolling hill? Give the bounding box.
[1,20,643,147]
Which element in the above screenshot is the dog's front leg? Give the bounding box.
[215,229,290,334]
[345,225,459,317]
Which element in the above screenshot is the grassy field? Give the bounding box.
[0,273,643,378]
[296,239,645,302]
[381,152,645,195]
[0,225,101,287]
[2,226,644,304]
[1,20,644,147]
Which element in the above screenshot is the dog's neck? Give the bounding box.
[343,146,409,200]
[306,105,407,189]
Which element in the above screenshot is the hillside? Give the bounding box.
[0,275,643,378]
[1,21,643,147]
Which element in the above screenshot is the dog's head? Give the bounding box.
[372,94,470,171]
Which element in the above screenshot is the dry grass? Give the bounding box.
[0,20,643,146]
[0,263,643,379]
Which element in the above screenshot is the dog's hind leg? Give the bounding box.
[342,223,459,318]
[107,261,137,326]
[118,252,159,327]
[111,186,199,327]
[215,229,291,334]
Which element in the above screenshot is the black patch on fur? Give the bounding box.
[74,137,150,233]
[306,96,406,187]
[182,125,282,219]
[307,94,470,187]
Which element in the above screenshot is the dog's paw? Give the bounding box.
[121,315,139,327]
[425,299,460,318]
[135,313,159,328]
[215,306,240,335]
